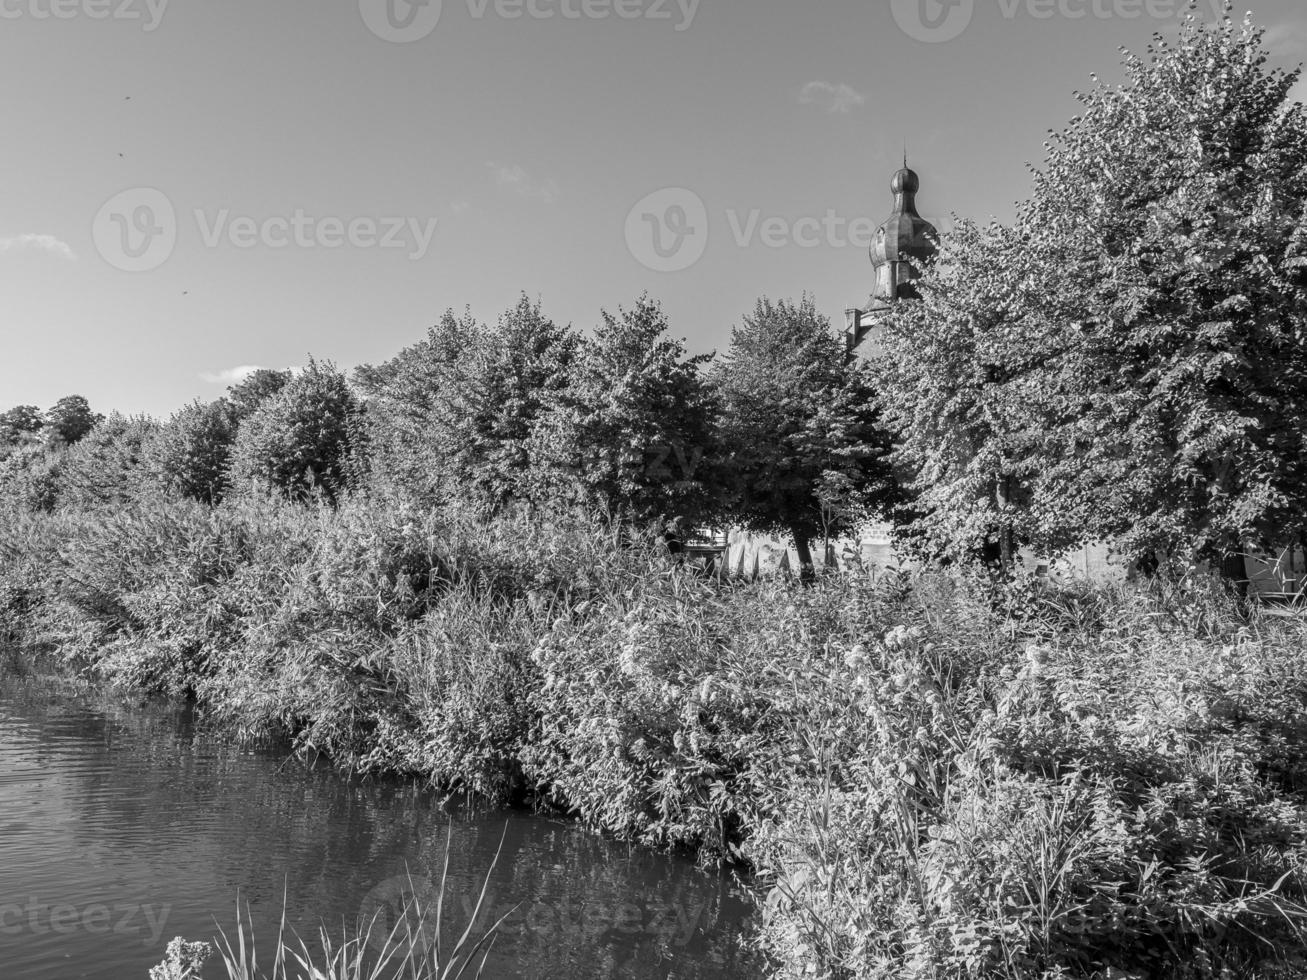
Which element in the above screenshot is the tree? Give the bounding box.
[43,395,100,447]
[226,369,292,423]
[227,361,363,503]
[357,298,577,509]
[356,308,483,504]
[57,414,159,508]
[876,7,1307,580]
[145,399,237,505]
[449,296,577,508]
[531,296,717,523]
[0,405,43,446]
[872,220,1059,570]
[714,295,896,577]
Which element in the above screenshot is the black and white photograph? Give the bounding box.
[4,0,1307,977]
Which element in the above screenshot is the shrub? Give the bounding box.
[57,413,159,509]
[227,361,364,503]
[6,495,1307,979]
[146,399,237,504]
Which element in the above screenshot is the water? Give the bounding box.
[0,663,758,979]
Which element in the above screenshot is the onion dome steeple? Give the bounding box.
[846,158,939,360]
[868,159,938,306]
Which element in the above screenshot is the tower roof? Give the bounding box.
[870,165,938,270]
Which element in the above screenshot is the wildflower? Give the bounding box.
[884,625,911,650]
[844,644,868,669]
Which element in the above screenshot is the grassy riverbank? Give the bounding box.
[3,497,1307,978]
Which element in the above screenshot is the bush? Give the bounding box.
[227,361,363,503]
[0,443,62,512]
[57,413,159,509]
[4,495,1307,978]
[145,399,237,504]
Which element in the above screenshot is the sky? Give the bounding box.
[2,0,1307,418]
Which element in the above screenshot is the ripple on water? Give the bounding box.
[0,670,759,980]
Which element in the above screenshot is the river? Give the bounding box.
[0,661,759,979]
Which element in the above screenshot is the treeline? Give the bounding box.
[0,295,894,572]
[875,11,1307,579]
[10,14,1307,581]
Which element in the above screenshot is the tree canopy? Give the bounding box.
[715,295,897,573]
[532,295,718,523]
[875,7,1307,573]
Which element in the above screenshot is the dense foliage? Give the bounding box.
[530,295,719,522]
[3,12,1307,980]
[3,499,1307,978]
[144,398,238,505]
[876,9,1307,574]
[227,360,365,503]
[716,295,897,571]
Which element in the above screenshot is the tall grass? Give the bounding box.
[150,828,514,980]
[6,496,1307,977]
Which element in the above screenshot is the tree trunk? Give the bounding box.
[790,526,816,585]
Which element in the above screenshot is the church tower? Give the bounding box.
[846,162,938,359]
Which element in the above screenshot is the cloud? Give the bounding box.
[0,233,76,259]
[200,365,267,385]
[487,163,560,204]
[798,81,866,114]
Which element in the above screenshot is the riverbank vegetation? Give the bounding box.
[5,6,1307,978]
[4,497,1307,977]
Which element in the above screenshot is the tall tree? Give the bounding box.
[0,405,43,444]
[872,220,1063,569]
[226,369,293,423]
[714,295,896,576]
[876,7,1307,578]
[358,297,576,509]
[145,399,238,505]
[356,308,483,505]
[227,361,363,503]
[531,296,717,523]
[43,395,100,447]
[0,406,43,463]
[459,296,578,508]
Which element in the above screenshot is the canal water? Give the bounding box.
[0,663,758,979]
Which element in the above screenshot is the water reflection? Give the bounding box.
[0,667,758,979]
